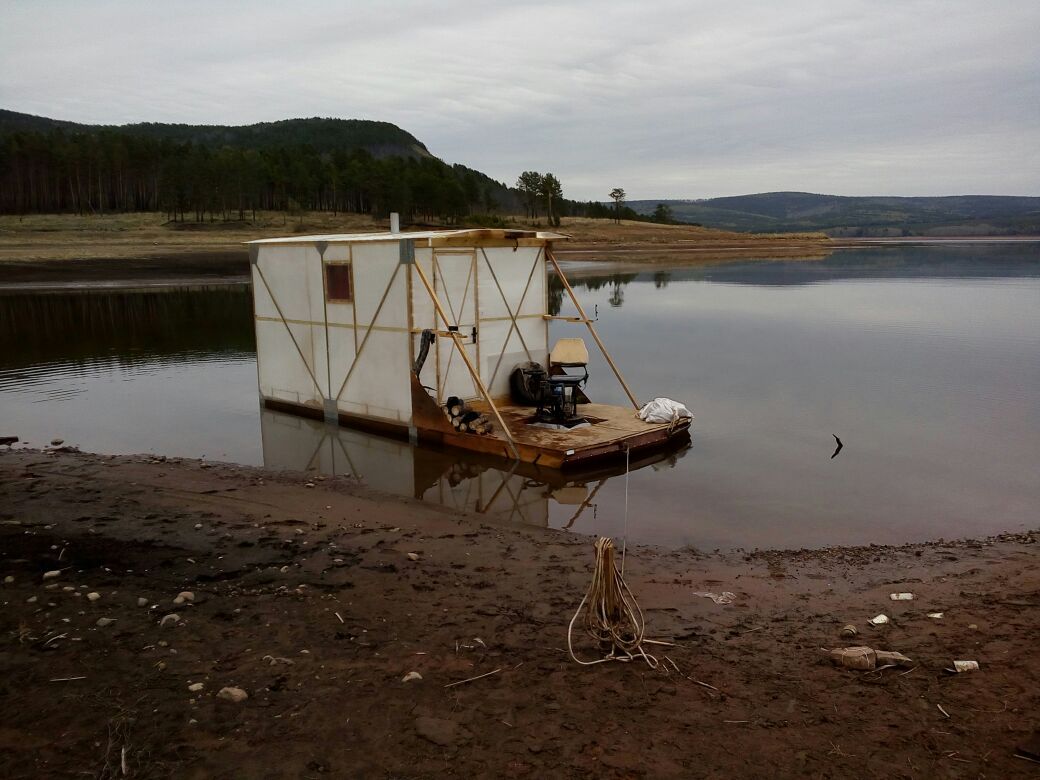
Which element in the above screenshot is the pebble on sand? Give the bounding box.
[50,438,64,446]
[86,592,101,602]
[4,576,14,584]
[217,686,249,703]
[402,671,423,682]
[188,682,205,692]
[137,597,149,607]
[160,614,181,628]
[42,570,62,580]
[173,591,195,605]
[26,595,38,603]
[96,617,116,627]
[407,552,421,562]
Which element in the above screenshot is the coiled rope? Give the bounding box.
[567,537,658,668]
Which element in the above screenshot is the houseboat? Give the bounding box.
[247,220,690,470]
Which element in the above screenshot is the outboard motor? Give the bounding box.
[509,362,547,406]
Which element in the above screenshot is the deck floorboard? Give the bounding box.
[469,401,675,451]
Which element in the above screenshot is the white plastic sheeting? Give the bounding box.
[638,397,693,424]
[252,235,551,426]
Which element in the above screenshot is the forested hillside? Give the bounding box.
[0,110,589,224]
[628,192,1040,236]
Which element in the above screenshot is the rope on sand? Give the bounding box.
[567,537,658,668]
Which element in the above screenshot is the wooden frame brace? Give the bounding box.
[412,260,521,460]
[547,248,640,410]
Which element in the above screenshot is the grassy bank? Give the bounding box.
[0,212,831,265]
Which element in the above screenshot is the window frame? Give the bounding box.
[324,261,354,304]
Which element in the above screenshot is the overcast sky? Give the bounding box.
[2,0,1038,200]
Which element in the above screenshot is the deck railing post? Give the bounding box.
[546,247,640,410]
[412,258,521,461]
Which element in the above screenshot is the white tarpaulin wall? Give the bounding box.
[252,245,329,407]
[476,246,547,399]
[253,240,412,424]
[332,242,411,422]
[410,244,547,404]
[253,236,550,428]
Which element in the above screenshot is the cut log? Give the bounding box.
[446,396,465,417]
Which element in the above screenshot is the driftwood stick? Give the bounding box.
[689,678,720,692]
[444,668,502,688]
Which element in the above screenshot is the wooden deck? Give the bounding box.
[446,401,691,469]
[266,390,691,472]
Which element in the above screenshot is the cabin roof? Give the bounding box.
[247,228,568,246]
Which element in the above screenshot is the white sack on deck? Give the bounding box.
[638,398,693,424]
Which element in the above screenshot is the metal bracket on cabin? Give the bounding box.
[314,240,328,259]
[323,398,339,424]
[398,239,415,265]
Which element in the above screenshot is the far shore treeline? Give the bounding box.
[0,110,652,226]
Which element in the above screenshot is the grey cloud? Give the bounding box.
[1,0,1036,199]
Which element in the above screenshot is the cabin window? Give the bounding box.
[325,263,353,302]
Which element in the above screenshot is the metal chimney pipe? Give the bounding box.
[390,212,400,234]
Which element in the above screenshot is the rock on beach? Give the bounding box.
[217,686,248,703]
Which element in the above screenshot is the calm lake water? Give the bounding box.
[2,242,1038,550]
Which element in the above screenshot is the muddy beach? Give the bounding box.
[1,447,1037,778]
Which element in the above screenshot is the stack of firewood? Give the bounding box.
[444,396,494,435]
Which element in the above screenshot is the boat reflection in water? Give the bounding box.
[260,408,689,530]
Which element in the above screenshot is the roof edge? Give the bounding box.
[245,228,569,245]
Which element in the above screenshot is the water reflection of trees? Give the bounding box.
[547,272,642,314]
[0,287,255,369]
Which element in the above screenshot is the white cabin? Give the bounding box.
[248,228,564,438]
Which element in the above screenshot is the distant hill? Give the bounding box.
[628,192,1040,236]
[0,109,432,160]
[0,109,541,218]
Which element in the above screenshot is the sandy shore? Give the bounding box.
[1,447,1037,777]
